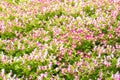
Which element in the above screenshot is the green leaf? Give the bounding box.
[75,40,94,52]
[0,7,2,12]
[107,39,116,45]
[9,15,15,21]
[62,73,74,80]
[0,32,16,39]
[111,20,118,28]
[117,13,120,21]
[116,37,120,44]
[101,26,108,34]
[12,26,24,33]
[83,5,96,17]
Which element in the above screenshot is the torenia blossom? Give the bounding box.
[0,20,5,32]
[116,58,120,67]
[97,70,102,80]
[109,0,119,3]
[111,10,118,20]
[84,35,93,40]
[1,55,7,64]
[40,73,47,79]
[53,27,60,36]
[112,72,120,80]
[109,0,114,3]
[1,69,5,77]
[74,75,79,80]
[108,34,113,39]
[98,33,104,38]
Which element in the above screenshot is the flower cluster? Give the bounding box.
[0,0,120,80]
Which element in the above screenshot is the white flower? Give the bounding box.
[116,58,120,67]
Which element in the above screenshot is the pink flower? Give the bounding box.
[72,43,76,48]
[67,65,71,73]
[61,68,66,75]
[0,20,5,32]
[108,34,113,39]
[111,10,118,19]
[70,29,76,33]
[77,29,83,33]
[1,55,7,64]
[98,15,106,22]
[76,51,81,54]
[39,0,49,3]
[44,37,49,42]
[112,72,120,80]
[40,73,47,78]
[1,69,5,77]
[7,20,12,27]
[53,27,60,36]
[84,35,93,40]
[67,49,72,55]
[74,75,79,80]
[109,0,120,3]
[98,33,104,38]
[60,49,65,55]
[109,0,114,3]
[50,78,54,80]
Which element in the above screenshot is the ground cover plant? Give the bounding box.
[0,0,120,80]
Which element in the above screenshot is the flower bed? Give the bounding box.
[0,0,120,80]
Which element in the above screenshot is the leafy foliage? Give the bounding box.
[83,5,96,17]
[116,13,120,21]
[0,0,120,80]
[75,40,94,52]
[0,32,16,39]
